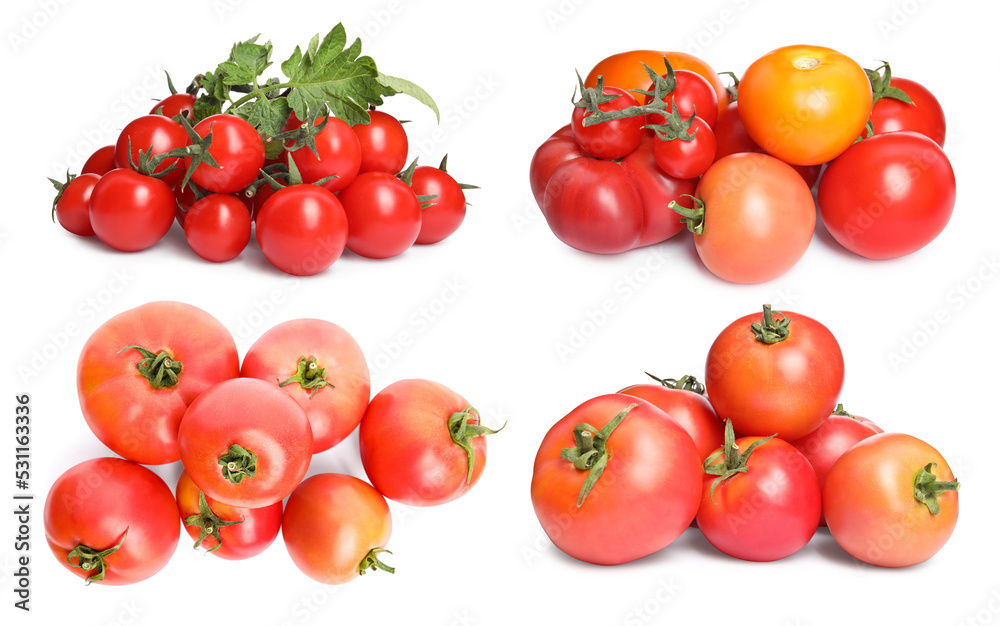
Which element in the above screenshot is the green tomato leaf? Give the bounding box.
[376,73,440,122]
[239,96,292,138]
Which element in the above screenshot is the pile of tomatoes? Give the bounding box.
[44,301,501,585]
[530,304,959,567]
[530,46,956,283]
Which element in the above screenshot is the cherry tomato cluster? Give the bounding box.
[44,301,501,586]
[50,27,475,276]
[530,47,955,283]
[530,304,959,567]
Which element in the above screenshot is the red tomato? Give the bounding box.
[352,110,408,174]
[190,114,265,193]
[618,135,697,247]
[530,394,702,565]
[150,93,196,119]
[650,116,716,179]
[871,76,946,146]
[284,113,362,193]
[44,458,179,585]
[360,379,500,506]
[824,433,959,567]
[248,183,276,222]
[411,165,467,245]
[53,173,99,237]
[175,470,281,561]
[255,184,349,276]
[644,69,720,128]
[81,145,117,176]
[114,115,189,184]
[571,86,644,160]
[818,131,955,259]
[178,378,313,508]
[339,172,422,259]
[713,102,821,187]
[183,194,252,262]
[618,375,723,462]
[241,319,371,454]
[705,305,844,441]
[528,125,585,211]
[77,301,240,465]
[89,169,176,252]
[697,423,821,561]
[282,474,393,584]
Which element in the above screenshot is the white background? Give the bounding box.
[2,0,999,624]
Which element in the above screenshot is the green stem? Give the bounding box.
[560,403,638,507]
[703,419,776,503]
[279,356,334,398]
[118,345,183,389]
[227,82,294,111]
[913,463,960,515]
[448,408,504,490]
[750,304,791,345]
[218,444,257,484]
[183,492,243,553]
[668,195,705,235]
[66,529,128,585]
[644,372,705,395]
[358,548,395,576]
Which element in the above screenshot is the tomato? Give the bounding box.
[89,169,177,252]
[44,458,179,585]
[179,378,312,508]
[241,319,371,454]
[255,184,349,276]
[150,92,196,119]
[697,422,821,561]
[360,379,500,506]
[738,45,872,165]
[81,145,117,176]
[619,135,697,247]
[585,50,728,120]
[650,116,716,179]
[674,153,814,283]
[817,131,955,259]
[77,301,239,465]
[705,305,844,441]
[339,172,422,259]
[824,433,959,567]
[618,375,723,462]
[283,474,393,584]
[183,194,252,262]
[175,470,281,561]
[352,110,408,174]
[529,125,585,211]
[53,173,98,237]
[644,69,720,129]
[283,112,362,193]
[570,86,644,160]
[190,114,265,193]
[871,77,946,146]
[114,115,189,184]
[411,163,467,245]
[248,183,275,222]
[530,395,701,565]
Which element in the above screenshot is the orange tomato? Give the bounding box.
[585,50,727,120]
[737,45,872,166]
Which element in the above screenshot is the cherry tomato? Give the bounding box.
[618,375,723,462]
[651,116,716,179]
[150,93,196,119]
[89,169,177,252]
[282,474,393,585]
[248,183,275,222]
[352,110,408,174]
[818,131,955,259]
[705,305,844,441]
[81,145,117,176]
[190,114,265,193]
[114,115,188,185]
[824,433,959,567]
[284,113,362,193]
[255,184,349,276]
[644,69,720,128]
[44,458,179,585]
[53,173,99,237]
[241,319,371,454]
[871,76,946,146]
[338,172,422,259]
[175,470,282,561]
[738,45,872,165]
[571,86,644,160]
[411,163,467,245]
[182,194,252,262]
[531,395,701,565]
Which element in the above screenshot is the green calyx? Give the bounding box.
[183,492,243,553]
[912,462,960,515]
[358,548,395,576]
[66,529,128,585]
[750,304,791,345]
[48,171,75,222]
[645,98,700,142]
[645,372,706,395]
[832,404,854,418]
[219,444,257,484]
[719,70,740,102]
[560,403,638,507]
[448,407,505,490]
[575,56,679,128]
[279,356,334,398]
[703,419,776,503]
[118,345,183,389]
[865,61,914,106]
[668,194,706,235]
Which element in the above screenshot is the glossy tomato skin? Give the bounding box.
[411,166,467,245]
[339,172,422,259]
[190,114,265,193]
[705,308,844,441]
[818,131,956,259]
[528,125,585,211]
[89,169,177,252]
[175,470,282,560]
[285,114,362,193]
[644,69,720,129]
[651,116,716,179]
[714,102,821,187]
[352,110,408,174]
[283,474,392,584]
[183,194,252,262]
[871,77,946,146]
[114,115,189,184]
[255,184,349,276]
[697,436,821,561]
[689,153,815,284]
[44,458,179,585]
[360,380,485,506]
[241,319,371,454]
[178,378,313,508]
[738,45,872,165]
[618,135,697,246]
[571,87,644,160]
[150,93,196,118]
[617,384,723,462]
[530,394,702,565]
[55,173,99,237]
[77,301,240,465]
[824,433,958,567]
[82,145,117,176]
